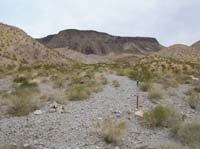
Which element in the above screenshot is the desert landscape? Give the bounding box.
[0,22,199,149]
[0,1,200,149]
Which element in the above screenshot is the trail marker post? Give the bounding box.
[136,80,140,110]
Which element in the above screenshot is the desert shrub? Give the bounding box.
[88,80,103,93]
[7,91,37,116]
[171,121,200,148]
[112,80,120,88]
[98,75,107,85]
[143,105,178,127]
[70,74,90,85]
[95,116,126,144]
[65,84,91,101]
[139,82,152,92]
[148,86,163,103]
[13,75,38,92]
[193,86,200,93]
[188,92,200,110]
[162,78,179,88]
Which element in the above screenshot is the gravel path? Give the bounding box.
[0,74,177,149]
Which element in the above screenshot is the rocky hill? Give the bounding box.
[37,29,163,55]
[157,44,200,63]
[0,23,72,65]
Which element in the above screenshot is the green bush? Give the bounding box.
[66,84,91,101]
[144,105,177,127]
[13,75,38,92]
[95,117,126,144]
[171,121,200,148]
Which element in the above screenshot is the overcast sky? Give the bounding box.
[0,0,200,46]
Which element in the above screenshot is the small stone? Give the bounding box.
[135,110,144,118]
[23,144,29,147]
[49,108,56,113]
[33,110,42,115]
[57,106,65,113]
[115,146,120,149]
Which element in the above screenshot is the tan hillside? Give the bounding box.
[191,40,200,49]
[157,44,200,63]
[54,48,113,64]
[0,23,72,65]
[55,47,143,64]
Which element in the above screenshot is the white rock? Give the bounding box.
[135,110,144,118]
[49,108,56,113]
[190,75,199,80]
[33,110,42,115]
[57,106,65,113]
[23,144,30,147]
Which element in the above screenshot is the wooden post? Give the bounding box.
[136,80,140,110]
[136,94,139,110]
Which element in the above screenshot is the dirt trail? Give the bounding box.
[0,74,175,149]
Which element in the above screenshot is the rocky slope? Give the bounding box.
[0,23,72,65]
[157,44,200,63]
[37,29,163,55]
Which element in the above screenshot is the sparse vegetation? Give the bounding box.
[171,121,200,148]
[143,105,178,127]
[65,84,91,101]
[139,81,152,92]
[7,91,37,116]
[188,92,200,110]
[148,86,163,103]
[95,116,126,144]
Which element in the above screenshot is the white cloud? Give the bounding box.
[0,0,200,46]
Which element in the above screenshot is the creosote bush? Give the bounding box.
[171,121,200,148]
[144,105,178,127]
[95,116,126,144]
[65,84,91,101]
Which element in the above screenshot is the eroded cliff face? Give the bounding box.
[38,29,163,55]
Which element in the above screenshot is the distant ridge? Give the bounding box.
[37,29,163,55]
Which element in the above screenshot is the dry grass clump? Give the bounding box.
[139,82,152,92]
[95,116,126,144]
[162,78,179,88]
[188,92,200,110]
[12,75,38,92]
[143,105,178,127]
[98,74,108,85]
[65,84,91,101]
[112,80,120,88]
[148,86,163,103]
[171,121,200,148]
[7,91,37,116]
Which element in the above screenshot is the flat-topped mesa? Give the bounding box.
[37,29,163,55]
